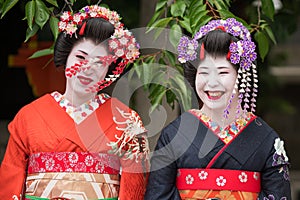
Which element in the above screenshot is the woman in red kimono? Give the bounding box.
[145,18,291,199]
[0,4,149,200]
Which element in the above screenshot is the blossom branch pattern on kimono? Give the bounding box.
[107,107,148,162]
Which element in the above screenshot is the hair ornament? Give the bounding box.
[178,18,256,70]
[58,5,140,91]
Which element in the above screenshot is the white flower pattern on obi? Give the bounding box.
[45,158,55,171]
[198,170,208,180]
[253,172,260,180]
[107,107,149,162]
[238,172,248,183]
[185,174,194,184]
[85,155,94,166]
[216,176,226,187]
[68,152,79,164]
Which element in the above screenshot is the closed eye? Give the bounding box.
[76,55,86,60]
[219,71,229,74]
[198,71,208,75]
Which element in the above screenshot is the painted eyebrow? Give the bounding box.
[198,66,209,69]
[217,66,230,70]
[78,50,88,55]
[198,66,230,70]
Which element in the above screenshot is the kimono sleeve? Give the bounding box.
[258,137,291,199]
[144,123,181,200]
[0,109,29,199]
[106,98,150,200]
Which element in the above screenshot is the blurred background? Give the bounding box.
[0,0,300,198]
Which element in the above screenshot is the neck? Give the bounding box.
[63,90,97,107]
[200,106,243,128]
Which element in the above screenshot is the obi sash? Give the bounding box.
[176,168,260,200]
[25,152,120,200]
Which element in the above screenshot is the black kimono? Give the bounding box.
[145,110,291,200]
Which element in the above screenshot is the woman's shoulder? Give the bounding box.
[250,115,279,138]
[160,111,201,139]
[13,94,51,117]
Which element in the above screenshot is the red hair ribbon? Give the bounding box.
[226,51,231,60]
[226,41,233,60]
[79,22,87,36]
[200,43,205,60]
[215,26,226,32]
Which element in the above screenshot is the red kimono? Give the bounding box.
[0,92,149,200]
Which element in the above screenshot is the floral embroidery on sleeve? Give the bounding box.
[107,107,149,162]
[272,138,289,180]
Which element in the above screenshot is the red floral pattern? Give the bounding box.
[27,152,120,175]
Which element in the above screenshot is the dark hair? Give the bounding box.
[184,29,239,91]
[54,17,115,67]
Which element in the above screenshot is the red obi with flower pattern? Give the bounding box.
[176,168,261,200]
[25,152,120,200]
[27,152,120,174]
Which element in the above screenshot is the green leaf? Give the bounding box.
[152,70,167,85]
[141,62,153,86]
[254,31,269,61]
[150,87,167,112]
[189,0,204,15]
[190,9,209,29]
[163,50,177,66]
[149,82,165,99]
[25,23,39,42]
[45,0,58,7]
[190,4,207,29]
[29,48,53,59]
[132,62,142,79]
[166,89,176,109]
[25,0,35,30]
[50,16,59,40]
[191,14,211,34]
[147,8,164,28]
[170,0,186,17]
[35,0,50,29]
[169,23,182,49]
[263,25,277,44]
[147,17,173,33]
[179,17,192,34]
[261,0,275,20]
[155,0,168,11]
[210,0,230,9]
[189,3,206,21]
[218,9,235,18]
[1,0,18,18]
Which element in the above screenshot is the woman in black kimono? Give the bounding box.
[145,18,291,200]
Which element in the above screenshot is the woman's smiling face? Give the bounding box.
[65,39,109,95]
[195,54,238,112]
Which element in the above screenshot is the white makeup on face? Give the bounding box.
[64,39,109,106]
[195,54,238,115]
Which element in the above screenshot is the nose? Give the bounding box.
[207,73,219,87]
[83,62,102,75]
